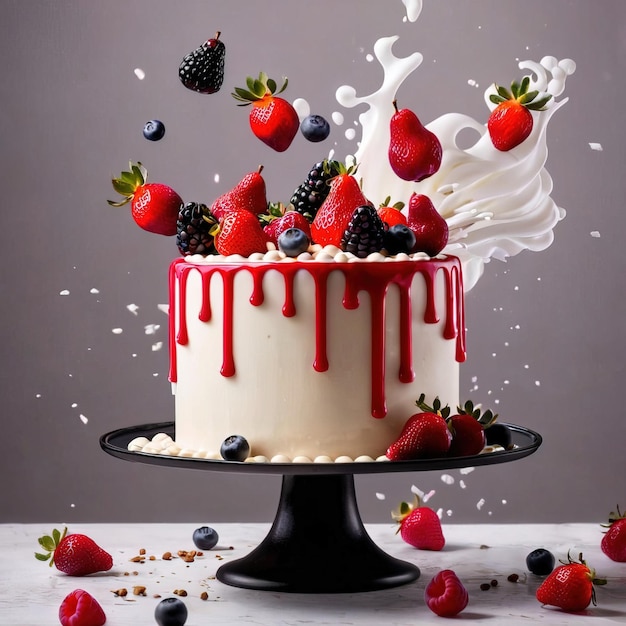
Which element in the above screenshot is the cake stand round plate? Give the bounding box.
[101,422,541,594]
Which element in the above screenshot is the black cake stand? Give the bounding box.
[100,422,541,594]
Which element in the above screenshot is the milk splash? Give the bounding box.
[337,0,575,290]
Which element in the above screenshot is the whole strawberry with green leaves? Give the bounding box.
[392,495,445,551]
[601,505,626,562]
[487,76,552,151]
[35,527,113,576]
[536,552,606,612]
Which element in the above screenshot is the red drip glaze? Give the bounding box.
[168,256,466,418]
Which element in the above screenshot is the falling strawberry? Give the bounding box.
[487,76,552,151]
[179,31,225,94]
[232,73,299,152]
[601,506,626,562]
[406,193,448,256]
[388,100,442,182]
[108,161,183,235]
[210,165,268,219]
[263,205,312,246]
[215,209,269,257]
[536,552,606,612]
[424,570,469,617]
[310,164,370,248]
[377,197,407,229]
[35,527,113,576]
[59,589,106,626]
[392,495,445,550]
[386,398,452,461]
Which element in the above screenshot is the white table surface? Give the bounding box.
[2,523,625,625]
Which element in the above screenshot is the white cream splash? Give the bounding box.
[337,1,575,290]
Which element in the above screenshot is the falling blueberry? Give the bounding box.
[192,526,219,550]
[278,227,310,257]
[220,435,250,461]
[526,548,555,575]
[143,119,166,141]
[300,114,330,142]
[154,597,188,626]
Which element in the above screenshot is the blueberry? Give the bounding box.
[192,526,219,550]
[154,597,187,626]
[383,224,416,255]
[220,435,250,461]
[526,548,555,575]
[485,423,512,449]
[143,119,165,141]
[277,227,310,257]
[300,114,330,142]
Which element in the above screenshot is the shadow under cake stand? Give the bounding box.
[100,422,541,594]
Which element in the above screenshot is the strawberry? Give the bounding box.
[210,165,268,220]
[536,552,606,612]
[108,161,183,235]
[263,205,312,246]
[424,569,469,617]
[232,73,299,152]
[388,100,442,182]
[601,506,626,562]
[215,209,269,257]
[487,76,552,151]
[59,589,106,626]
[406,193,448,256]
[377,197,407,229]
[386,399,452,460]
[179,31,225,94]
[310,165,370,248]
[35,527,113,576]
[392,495,445,550]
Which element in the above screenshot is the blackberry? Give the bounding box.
[289,159,342,221]
[179,32,225,94]
[340,205,385,258]
[176,202,218,256]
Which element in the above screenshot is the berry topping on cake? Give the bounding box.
[340,204,385,258]
[210,165,268,219]
[487,76,552,151]
[176,202,218,256]
[59,589,106,626]
[377,197,407,229]
[232,73,299,152]
[155,597,188,626]
[300,114,331,142]
[382,224,416,255]
[277,227,310,257]
[220,435,250,461]
[263,205,312,247]
[406,193,449,256]
[424,570,469,617]
[392,495,445,550]
[526,548,556,575]
[192,526,219,550]
[35,527,113,576]
[143,119,166,141]
[179,31,225,94]
[388,100,442,182]
[108,161,183,236]
[601,505,626,562]
[214,209,269,257]
[536,552,606,612]
[289,159,343,221]
[310,164,370,247]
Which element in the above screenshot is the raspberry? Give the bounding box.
[424,569,469,617]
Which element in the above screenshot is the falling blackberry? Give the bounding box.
[340,205,385,258]
[176,202,218,256]
[289,159,342,221]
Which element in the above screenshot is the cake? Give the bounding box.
[116,0,575,462]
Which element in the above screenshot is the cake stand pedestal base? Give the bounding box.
[216,473,419,593]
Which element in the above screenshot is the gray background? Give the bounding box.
[2,0,625,525]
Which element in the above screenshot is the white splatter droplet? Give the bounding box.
[158,304,169,315]
[134,68,145,80]
[292,98,310,120]
[411,485,424,498]
[535,380,541,386]
[214,173,220,184]
[152,342,163,351]
[71,403,78,408]
[145,324,160,335]
[365,53,374,62]
[459,480,466,489]
[440,474,455,485]
[423,489,436,502]
[79,414,88,424]
[476,498,485,510]
[59,289,70,296]
[588,142,603,151]
[344,128,357,141]
[467,79,479,88]
[590,231,601,238]
[35,394,42,399]
[90,288,100,294]
[112,328,123,335]
[459,467,475,475]
[332,111,344,126]
[127,304,139,315]
[375,492,386,500]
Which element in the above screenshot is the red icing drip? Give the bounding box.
[168,256,467,415]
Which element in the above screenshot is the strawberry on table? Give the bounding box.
[59,589,106,626]
[179,31,225,94]
[487,76,552,151]
[232,72,299,152]
[35,527,113,576]
[424,569,469,617]
[601,505,626,562]
[392,495,445,551]
[108,161,183,235]
[536,552,606,612]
